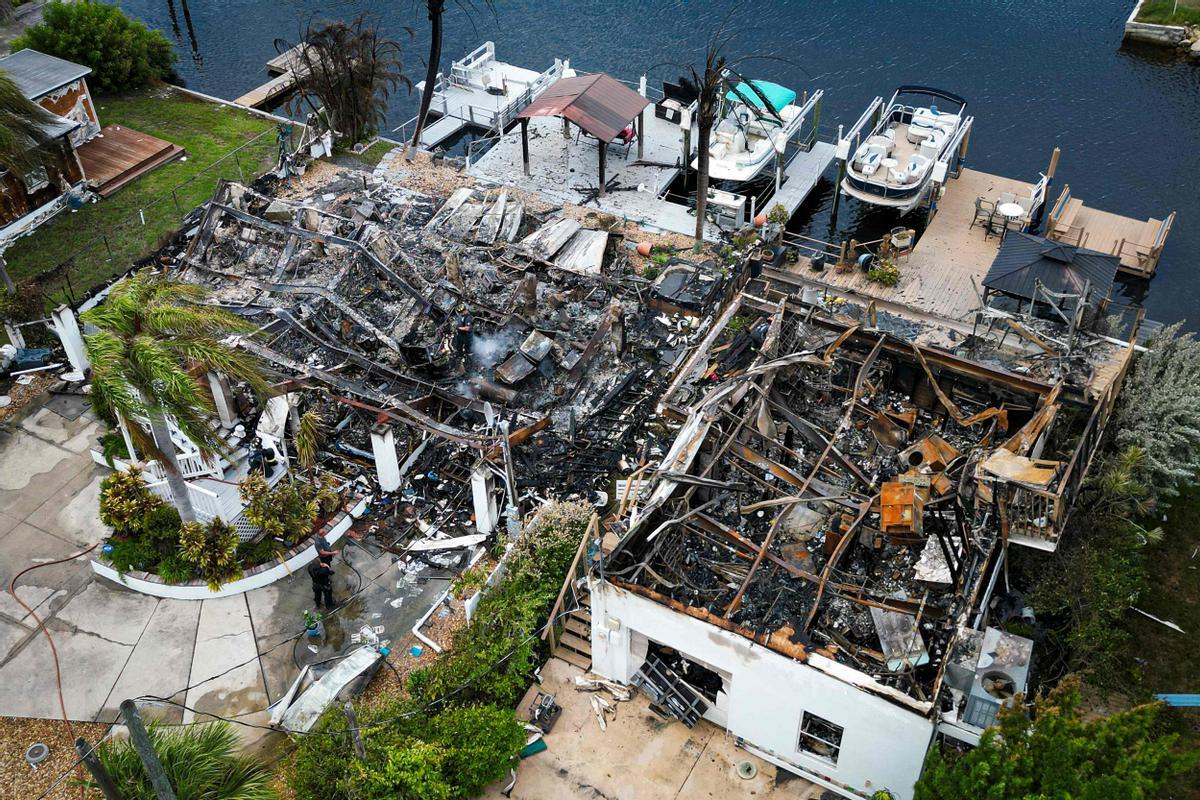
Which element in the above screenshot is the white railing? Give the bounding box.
[449,41,496,86]
[189,478,245,524]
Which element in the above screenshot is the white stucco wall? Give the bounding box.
[590,580,934,799]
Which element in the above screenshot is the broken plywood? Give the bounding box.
[519,217,581,261]
[476,191,507,244]
[500,200,525,242]
[426,186,473,230]
[979,449,1061,488]
[555,229,609,276]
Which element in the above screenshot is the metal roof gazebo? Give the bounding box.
[515,73,651,197]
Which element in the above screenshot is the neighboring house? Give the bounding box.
[0,49,95,237]
[1,48,101,145]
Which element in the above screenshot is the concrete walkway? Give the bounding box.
[0,395,448,726]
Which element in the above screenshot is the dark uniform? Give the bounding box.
[454,308,474,361]
[308,560,335,609]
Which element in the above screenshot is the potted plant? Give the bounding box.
[303,609,324,638]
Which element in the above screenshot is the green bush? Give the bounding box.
[99,467,163,535]
[155,554,193,585]
[93,720,274,799]
[425,705,524,796]
[141,504,182,544]
[287,501,591,800]
[13,1,175,93]
[350,738,453,800]
[104,537,155,573]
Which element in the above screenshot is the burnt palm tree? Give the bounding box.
[0,67,58,293]
[407,0,491,158]
[687,37,729,246]
[82,273,270,522]
[285,15,412,145]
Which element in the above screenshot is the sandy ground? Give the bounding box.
[0,717,105,800]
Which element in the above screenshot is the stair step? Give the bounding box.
[563,616,591,639]
[557,631,592,656]
[555,647,592,671]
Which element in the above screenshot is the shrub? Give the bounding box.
[426,705,524,796]
[12,1,175,93]
[141,504,182,545]
[240,475,342,545]
[1114,323,1200,505]
[350,738,453,800]
[915,676,1195,800]
[99,467,163,535]
[155,554,194,585]
[236,537,284,567]
[180,518,243,591]
[98,431,130,468]
[104,537,155,573]
[93,720,275,800]
[867,259,900,287]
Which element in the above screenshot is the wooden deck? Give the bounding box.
[1045,185,1174,279]
[806,167,1034,322]
[237,43,312,109]
[76,125,184,197]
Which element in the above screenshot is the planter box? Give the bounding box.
[90,496,368,600]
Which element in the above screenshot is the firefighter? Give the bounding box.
[453,303,473,362]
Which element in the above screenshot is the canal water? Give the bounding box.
[118,0,1199,328]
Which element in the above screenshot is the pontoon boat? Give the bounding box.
[841,86,970,215]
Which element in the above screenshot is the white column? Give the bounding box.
[471,463,498,535]
[3,322,25,350]
[207,372,236,428]
[370,422,401,493]
[51,305,89,373]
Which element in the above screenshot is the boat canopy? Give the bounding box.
[725,80,796,113]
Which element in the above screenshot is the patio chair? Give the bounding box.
[970,196,996,229]
[985,212,1008,240]
[997,191,1016,207]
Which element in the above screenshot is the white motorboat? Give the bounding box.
[693,78,810,189]
[841,86,970,215]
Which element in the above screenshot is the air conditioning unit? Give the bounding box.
[960,627,1032,729]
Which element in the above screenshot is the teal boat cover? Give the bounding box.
[725,80,796,112]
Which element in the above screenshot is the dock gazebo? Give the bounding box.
[516,73,650,196]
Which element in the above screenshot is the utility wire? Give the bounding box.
[135,601,584,737]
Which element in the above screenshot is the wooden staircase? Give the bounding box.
[546,514,598,671]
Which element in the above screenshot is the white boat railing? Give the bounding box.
[835,96,884,161]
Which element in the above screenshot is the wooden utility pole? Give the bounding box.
[343,702,367,760]
[76,737,125,800]
[119,700,177,800]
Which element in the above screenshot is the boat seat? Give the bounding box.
[859,151,882,176]
[906,154,932,181]
[864,134,895,155]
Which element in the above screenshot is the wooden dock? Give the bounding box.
[792,167,1035,322]
[236,43,312,110]
[1045,184,1175,279]
[396,41,563,149]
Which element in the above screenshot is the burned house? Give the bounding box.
[587,286,1133,798]
[160,172,742,552]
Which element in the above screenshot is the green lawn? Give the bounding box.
[1123,486,1200,798]
[6,85,279,301]
[1137,0,1200,25]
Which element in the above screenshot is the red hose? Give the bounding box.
[10,542,98,798]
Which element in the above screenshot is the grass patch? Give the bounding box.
[1123,486,1200,799]
[5,85,279,301]
[1136,0,1200,25]
[343,138,397,170]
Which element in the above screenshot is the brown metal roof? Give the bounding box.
[517,73,650,143]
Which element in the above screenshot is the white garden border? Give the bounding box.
[90,497,369,600]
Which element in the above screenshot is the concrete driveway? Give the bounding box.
[0,396,447,726]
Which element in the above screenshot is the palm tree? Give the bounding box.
[408,0,446,156]
[82,273,270,522]
[285,15,411,145]
[407,1,491,159]
[0,67,59,293]
[94,720,276,799]
[687,38,728,247]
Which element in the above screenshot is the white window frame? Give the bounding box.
[798,710,843,764]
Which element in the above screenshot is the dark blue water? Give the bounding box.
[118,0,1200,328]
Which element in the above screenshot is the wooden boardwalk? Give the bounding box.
[236,43,312,109]
[809,167,1034,322]
[76,125,184,197]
